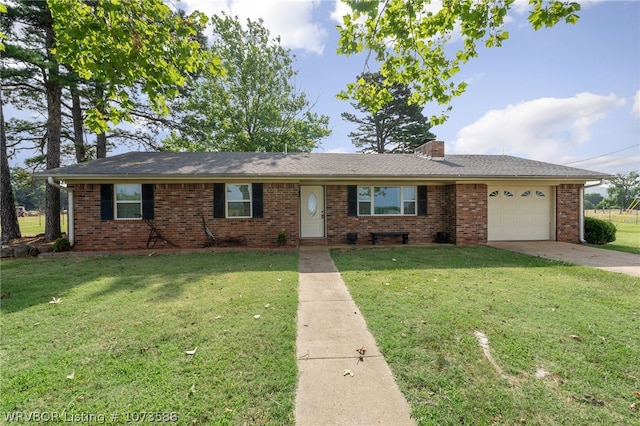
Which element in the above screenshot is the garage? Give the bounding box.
[487,186,553,241]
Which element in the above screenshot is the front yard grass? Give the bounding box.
[331,246,639,425]
[1,251,299,425]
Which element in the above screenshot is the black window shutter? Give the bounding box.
[100,184,114,220]
[252,183,263,218]
[142,184,154,219]
[214,183,225,218]
[347,185,357,217]
[417,186,427,216]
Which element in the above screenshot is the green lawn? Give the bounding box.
[2,246,639,425]
[331,246,640,425]
[1,251,299,425]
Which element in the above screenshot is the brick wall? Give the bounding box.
[556,184,582,243]
[324,185,453,245]
[450,184,488,245]
[69,181,585,250]
[70,183,299,251]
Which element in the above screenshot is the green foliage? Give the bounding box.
[11,167,45,211]
[337,0,581,122]
[584,216,616,245]
[52,237,71,251]
[342,72,436,153]
[277,230,287,246]
[0,3,7,51]
[47,0,220,133]
[162,13,330,153]
[606,171,640,211]
[584,192,603,208]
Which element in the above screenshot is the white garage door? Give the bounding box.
[488,187,553,241]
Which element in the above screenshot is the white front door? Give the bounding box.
[300,186,325,238]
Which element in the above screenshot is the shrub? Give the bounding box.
[276,230,287,246]
[53,237,71,252]
[584,217,616,245]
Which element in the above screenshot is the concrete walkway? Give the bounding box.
[487,241,640,277]
[295,247,415,426]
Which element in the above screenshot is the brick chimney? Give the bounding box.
[415,140,445,160]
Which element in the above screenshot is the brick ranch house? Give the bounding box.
[37,141,610,251]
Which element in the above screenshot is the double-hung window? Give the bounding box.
[115,184,142,219]
[227,184,252,218]
[357,186,416,216]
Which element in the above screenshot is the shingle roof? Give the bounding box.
[38,151,610,181]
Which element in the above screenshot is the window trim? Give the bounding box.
[114,183,143,220]
[357,185,417,216]
[226,183,253,218]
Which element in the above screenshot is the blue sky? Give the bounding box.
[181,0,639,175]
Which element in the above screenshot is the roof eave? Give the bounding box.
[38,173,612,183]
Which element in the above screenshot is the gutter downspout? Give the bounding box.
[580,180,605,244]
[47,177,74,246]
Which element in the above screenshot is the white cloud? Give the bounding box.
[632,90,640,117]
[330,0,351,26]
[451,93,626,162]
[181,0,327,54]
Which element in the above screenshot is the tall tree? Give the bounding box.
[163,13,330,153]
[606,172,640,211]
[0,89,22,242]
[342,72,435,153]
[3,0,63,240]
[337,0,580,123]
[3,0,214,240]
[48,0,218,135]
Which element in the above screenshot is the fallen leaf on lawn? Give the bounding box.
[343,369,354,377]
[185,347,197,356]
[254,315,261,319]
[384,283,390,286]
[49,297,61,304]
[569,335,582,341]
[264,304,270,308]
[392,258,397,262]
[66,370,75,380]
[633,391,640,397]
[277,278,282,282]
[224,408,233,413]
[630,402,637,410]
[215,315,222,319]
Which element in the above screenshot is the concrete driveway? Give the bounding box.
[487,241,640,277]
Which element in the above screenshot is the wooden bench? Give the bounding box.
[371,232,409,245]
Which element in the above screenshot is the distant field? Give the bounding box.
[13,214,68,237]
[586,209,640,226]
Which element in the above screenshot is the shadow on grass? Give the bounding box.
[1,251,298,314]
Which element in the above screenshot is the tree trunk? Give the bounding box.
[44,25,62,242]
[95,85,108,158]
[96,132,107,159]
[0,90,22,243]
[71,86,87,162]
